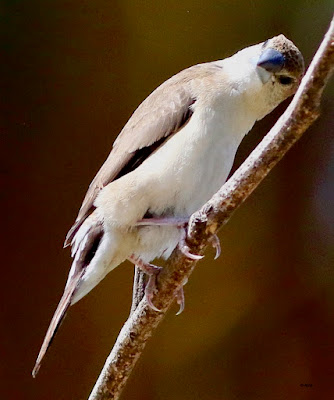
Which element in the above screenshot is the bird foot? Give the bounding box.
[128,255,187,314]
[129,255,162,312]
[131,216,206,313]
[208,233,221,259]
[175,286,185,315]
[136,217,219,260]
[136,216,204,260]
[178,228,204,260]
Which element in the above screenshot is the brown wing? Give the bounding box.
[64,64,219,246]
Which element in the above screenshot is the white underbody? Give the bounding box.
[71,94,259,303]
[71,54,270,303]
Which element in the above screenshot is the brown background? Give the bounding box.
[1,1,334,399]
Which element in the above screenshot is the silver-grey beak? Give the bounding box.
[257,48,285,73]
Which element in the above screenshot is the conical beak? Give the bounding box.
[257,48,285,73]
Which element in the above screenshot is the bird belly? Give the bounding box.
[129,112,249,262]
[141,111,245,217]
[96,105,254,265]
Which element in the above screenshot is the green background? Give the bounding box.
[1,1,333,399]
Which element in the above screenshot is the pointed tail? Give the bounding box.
[32,276,81,378]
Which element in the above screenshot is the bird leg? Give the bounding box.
[132,218,221,314]
[136,217,188,227]
[135,217,204,260]
[128,255,162,312]
[136,217,221,259]
[128,255,186,315]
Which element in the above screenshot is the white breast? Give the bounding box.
[125,94,258,263]
[96,85,259,264]
[139,94,256,217]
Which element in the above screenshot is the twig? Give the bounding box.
[130,266,145,314]
[88,16,334,400]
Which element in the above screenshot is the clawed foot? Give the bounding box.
[179,227,204,260]
[136,217,221,260]
[129,255,187,315]
[129,256,162,312]
[131,217,221,314]
[136,216,204,260]
[209,233,221,259]
[179,224,221,261]
[175,286,185,315]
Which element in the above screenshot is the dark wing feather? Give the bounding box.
[32,271,81,377]
[65,64,218,246]
[33,218,103,376]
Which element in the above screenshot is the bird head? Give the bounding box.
[256,34,305,99]
[231,34,305,120]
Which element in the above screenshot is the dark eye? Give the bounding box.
[278,75,294,85]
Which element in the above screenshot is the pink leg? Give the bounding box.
[136,217,204,260]
[128,255,162,312]
[128,255,186,315]
[136,217,220,260]
[130,220,221,314]
[135,217,189,227]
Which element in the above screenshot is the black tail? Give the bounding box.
[32,276,81,377]
[33,215,104,377]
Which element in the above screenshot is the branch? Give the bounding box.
[88,16,334,400]
[130,265,145,314]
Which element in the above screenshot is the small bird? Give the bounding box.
[33,35,304,376]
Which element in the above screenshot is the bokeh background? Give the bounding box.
[1,1,333,399]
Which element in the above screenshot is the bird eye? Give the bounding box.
[278,75,294,85]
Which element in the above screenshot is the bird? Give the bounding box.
[32,34,304,377]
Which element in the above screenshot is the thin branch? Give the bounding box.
[130,266,145,314]
[88,16,334,400]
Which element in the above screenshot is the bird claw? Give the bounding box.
[175,287,185,315]
[129,256,163,312]
[135,217,203,260]
[179,228,204,260]
[145,272,163,312]
[180,244,204,260]
[209,233,221,259]
[145,286,162,312]
[128,256,188,314]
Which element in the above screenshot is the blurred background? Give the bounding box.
[1,1,333,399]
